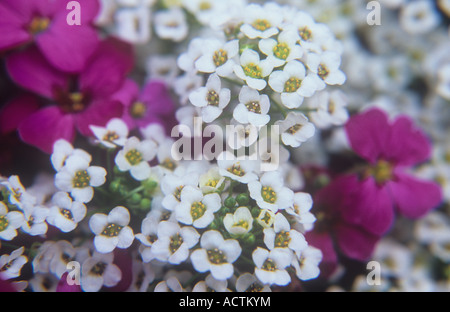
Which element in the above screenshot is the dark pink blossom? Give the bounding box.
[112,79,176,131]
[0,0,100,73]
[6,39,134,153]
[56,273,82,292]
[341,108,443,235]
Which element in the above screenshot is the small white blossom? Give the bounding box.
[154,8,188,42]
[47,192,86,233]
[189,73,231,123]
[259,29,304,68]
[248,171,294,212]
[235,273,271,292]
[286,192,316,231]
[276,112,316,148]
[190,230,241,281]
[1,175,36,210]
[400,0,441,35]
[115,137,157,181]
[198,167,226,194]
[89,206,135,254]
[136,216,159,263]
[226,121,259,150]
[90,118,129,149]
[0,201,24,241]
[252,247,291,286]
[234,49,274,91]
[240,3,283,39]
[192,274,230,292]
[0,247,28,280]
[20,204,49,236]
[256,209,276,229]
[217,151,259,184]
[161,172,200,211]
[195,39,239,77]
[115,6,152,44]
[233,86,270,127]
[306,52,346,90]
[263,213,307,253]
[55,155,106,203]
[81,251,122,292]
[308,90,349,129]
[175,186,221,229]
[223,207,254,235]
[292,245,322,281]
[50,139,91,172]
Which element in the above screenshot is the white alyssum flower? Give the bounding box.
[151,221,200,264]
[145,54,180,85]
[233,86,270,127]
[192,273,230,292]
[276,112,316,148]
[269,60,320,109]
[115,6,152,44]
[127,260,155,292]
[0,247,28,280]
[306,51,346,90]
[81,251,122,292]
[90,118,129,149]
[234,49,274,91]
[20,204,49,236]
[256,209,276,229]
[264,213,307,253]
[286,192,316,232]
[226,121,260,150]
[437,63,450,100]
[47,192,86,233]
[46,240,79,278]
[51,139,91,172]
[189,73,231,123]
[190,230,241,281]
[217,151,259,184]
[0,201,24,241]
[1,175,36,210]
[115,136,157,181]
[240,3,283,39]
[235,273,272,292]
[154,8,188,42]
[194,39,239,77]
[252,247,291,286]
[259,29,304,68]
[400,0,441,35]
[198,167,226,194]
[161,171,200,211]
[183,0,226,26]
[174,72,204,106]
[308,90,349,129]
[223,207,254,235]
[248,171,294,212]
[175,186,221,229]
[292,245,322,281]
[89,206,135,254]
[135,216,160,263]
[55,155,107,203]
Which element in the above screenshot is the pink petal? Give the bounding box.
[385,115,432,167]
[305,231,338,279]
[56,272,82,292]
[0,94,40,134]
[18,106,75,154]
[36,14,99,73]
[0,2,31,50]
[388,171,443,219]
[140,80,175,116]
[6,46,69,99]
[345,108,390,164]
[335,222,380,261]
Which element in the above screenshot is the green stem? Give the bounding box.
[122,185,146,200]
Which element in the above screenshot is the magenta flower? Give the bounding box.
[0,0,100,73]
[6,39,134,153]
[112,79,175,131]
[340,108,443,236]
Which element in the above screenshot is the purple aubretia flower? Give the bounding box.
[6,39,134,153]
[340,108,443,236]
[0,0,100,73]
[112,79,175,131]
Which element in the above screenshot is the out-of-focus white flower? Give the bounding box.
[146,54,180,85]
[115,6,152,44]
[154,8,188,42]
[276,112,316,148]
[192,273,230,292]
[50,139,91,172]
[308,90,349,129]
[0,201,24,241]
[400,0,441,35]
[307,51,346,90]
[235,273,272,292]
[240,3,283,39]
[437,63,450,100]
[89,206,135,254]
[292,245,322,281]
[81,251,122,292]
[21,204,49,236]
[0,247,28,280]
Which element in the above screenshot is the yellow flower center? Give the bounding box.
[261,186,277,204]
[29,17,50,35]
[367,160,393,185]
[103,131,119,143]
[125,149,143,166]
[206,90,220,107]
[262,258,277,271]
[245,101,262,114]
[0,215,9,232]
[160,158,177,171]
[298,26,312,41]
[101,223,123,237]
[130,101,147,119]
[169,233,184,254]
[60,208,74,221]
[191,201,206,221]
[213,49,228,67]
[273,42,290,60]
[73,170,91,188]
[284,77,302,93]
[318,64,329,80]
[287,124,303,135]
[252,19,271,31]
[274,231,291,248]
[207,248,227,264]
[227,164,246,177]
[243,63,263,79]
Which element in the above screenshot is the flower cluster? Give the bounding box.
[0,0,449,293]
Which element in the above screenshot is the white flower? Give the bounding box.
[0,247,28,280]
[136,216,159,263]
[1,175,36,210]
[47,192,86,233]
[55,155,106,203]
[189,73,231,123]
[263,213,307,253]
[161,172,199,211]
[252,247,291,286]
[308,90,349,129]
[235,273,272,292]
[89,206,135,254]
[154,274,188,292]
[292,245,322,281]
[233,86,270,126]
[115,137,157,181]
[47,240,78,278]
[18,205,47,237]
[177,38,206,74]
[256,209,276,229]
[145,54,180,85]
[151,221,200,264]
[154,8,188,42]
[259,29,304,68]
[226,121,259,150]
[89,118,129,149]
[400,0,441,35]
[51,139,91,172]
[306,52,346,90]
[198,167,226,194]
[437,63,450,100]
[285,192,316,231]
[81,251,122,292]
[174,72,204,105]
[234,49,274,91]
[223,207,254,235]
[190,230,241,281]
[217,151,259,184]
[115,6,152,44]
[183,0,224,26]
[194,39,239,77]
[269,60,320,109]
[240,3,283,39]
[248,171,294,212]
[276,112,316,148]
[0,201,24,241]
[140,123,167,145]
[193,274,230,292]
[175,186,221,229]
[128,260,155,292]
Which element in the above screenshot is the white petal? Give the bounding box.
[89,213,109,235]
[130,162,151,181]
[87,166,107,187]
[108,206,130,226]
[71,187,94,203]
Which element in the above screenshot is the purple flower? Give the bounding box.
[0,0,100,73]
[341,108,443,236]
[6,39,134,154]
[112,79,175,131]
